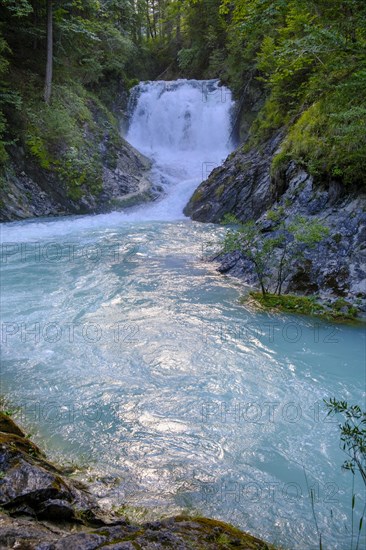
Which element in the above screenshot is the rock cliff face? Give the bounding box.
[0,104,155,223]
[0,412,270,549]
[184,131,284,223]
[0,141,153,222]
[184,134,366,312]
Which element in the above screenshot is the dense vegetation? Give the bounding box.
[0,0,365,200]
[219,0,366,188]
[0,0,186,199]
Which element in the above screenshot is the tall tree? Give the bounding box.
[44,0,53,104]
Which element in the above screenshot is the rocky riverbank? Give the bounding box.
[0,99,157,223]
[184,134,366,315]
[0,412,272,549]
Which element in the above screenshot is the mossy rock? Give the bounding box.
[215,184,225,199]
[191,188,204,204]
[0,413,277,548]
[244,292,362,324]
[0,430,43,459]
[0,412,25,438]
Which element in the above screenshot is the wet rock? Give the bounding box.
[217,251,243,273]
[52,533,107,550]
[0,413,271,549]
[37,499,75,520]
[0,413,26,437]
[0,414,100,524]
[184,131,285,223]
[0,513,57,548]
[184,130,366,311]
[105,543,136,550]
[0,111,154,223]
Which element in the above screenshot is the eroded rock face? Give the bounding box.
[0,412,270,549]
[0,421,100,523]
[184,136,366,311]
[0,514,270,549]
[0,124,154,223]
[184,131,285,223]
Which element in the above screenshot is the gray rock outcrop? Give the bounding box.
[0,412,270,549]
[184,135,366,312]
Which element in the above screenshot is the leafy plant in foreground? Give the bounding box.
[222,214,329,296]
[325,399,366,550]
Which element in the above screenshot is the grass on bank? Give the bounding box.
[243,292,361,323]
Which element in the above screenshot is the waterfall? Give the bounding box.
[1,80,234,239]
[1,80,364,550]
[125,79,235,220]
[127,79,234,154]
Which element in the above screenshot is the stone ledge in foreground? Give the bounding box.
[0,412,273,549]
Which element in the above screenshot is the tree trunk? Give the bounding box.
[176,7,181,47]
[33,4,38,50]
[44,0,53,104]
[259,279,266,296]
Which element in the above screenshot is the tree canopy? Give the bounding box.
[0,0,365,188]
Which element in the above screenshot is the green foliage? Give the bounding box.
[288,216,329,246]
[0,111,8,164]
[221,0,366,188]
[271,150,291,181]
[278,72,366,186]
[221,213,239,225]
[223,219,279,295]
[250,97,288,143]
[0,0,142,180]
[22,81,106,200]
[173,0,227,78]
[58,147,103,200]
[190,188,203,204]
[266,206,284,223]
[324,398,366,550]
[222,215,329,296]
[215,183,225,198]
[0,0,365,194]
[26,133,52,169]
[0,32,10,164]
[248,292,359,321]
[325,399,366,484]
[177,47,200,72]
[1,0,33,18]
[248,292,324,317]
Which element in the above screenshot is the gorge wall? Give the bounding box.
[184,122,366,312]
[0,100,154,223]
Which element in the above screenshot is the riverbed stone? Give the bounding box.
[0,412,272,548]
[184,131,285,223]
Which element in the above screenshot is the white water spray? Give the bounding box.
[1,82,364,550]
[126,79,235,219]
[1,80,234,241]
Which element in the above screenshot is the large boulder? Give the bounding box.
[184,131,284,223]
[0,412,101,522]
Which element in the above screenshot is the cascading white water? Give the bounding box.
[127,79,233,154]
[1,79,235,242]
[125,79,235,219]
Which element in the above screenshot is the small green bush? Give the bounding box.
[266,206,284,223]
